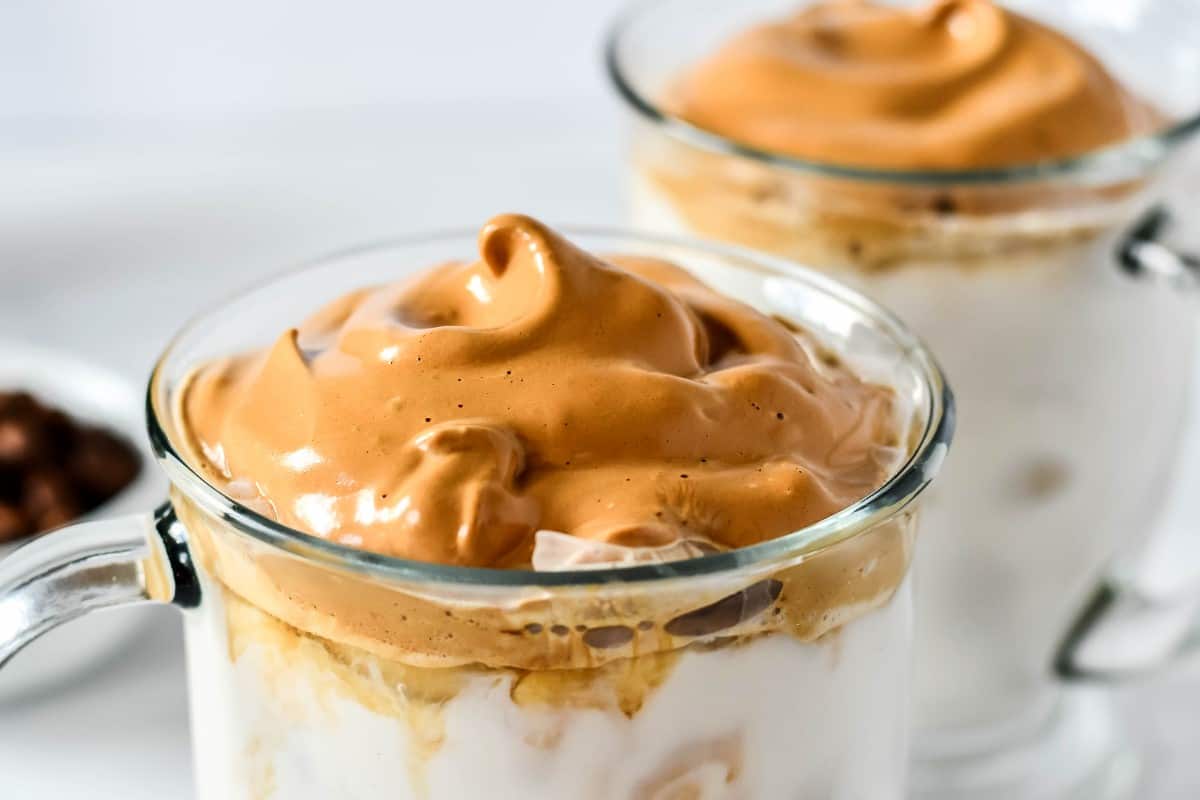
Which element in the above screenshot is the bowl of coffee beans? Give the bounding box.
[0,341,164,701]
[0,390,142,543]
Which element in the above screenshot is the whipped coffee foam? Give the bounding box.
[182,214,901,569]
[171,216,916,675]
[669,0,1160,169]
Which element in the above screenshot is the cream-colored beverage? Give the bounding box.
[161,215,939,800]
[610,0,1198,796]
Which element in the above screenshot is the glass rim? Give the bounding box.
[147,224,954,589]
[604,0,1200,187]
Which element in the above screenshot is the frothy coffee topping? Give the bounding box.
[182,215,899,569]
[670,0,1158,169]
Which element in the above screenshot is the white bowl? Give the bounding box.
[0,341,165,703]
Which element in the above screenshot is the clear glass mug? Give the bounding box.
[0,230,953,800]
[607,1,1200,797]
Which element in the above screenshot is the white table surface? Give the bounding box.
[0,103,1198,798]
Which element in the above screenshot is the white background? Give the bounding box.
[0,1,618,121]
[0,2,1198,797]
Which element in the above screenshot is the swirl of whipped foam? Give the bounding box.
[669,0,1159,170]
[182,214,899,568]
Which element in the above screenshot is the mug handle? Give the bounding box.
[1055,204,1200,680]
[0,502,198,668]
[1055,576,1200,681]
[1117,205,1200,290]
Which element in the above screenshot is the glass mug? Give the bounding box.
[0,230,953,799]
[606,0,1200,797]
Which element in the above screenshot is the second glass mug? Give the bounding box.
[607,0,1200,797]
[0,230,952,799]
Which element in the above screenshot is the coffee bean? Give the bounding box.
[35,504,80,534]
[0,420,38,464]
[23,470,77,519]
[70,429,141,498]
[0,502,29,543]
[0,392,37,419]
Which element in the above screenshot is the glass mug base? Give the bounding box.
[909,689,1140,800]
